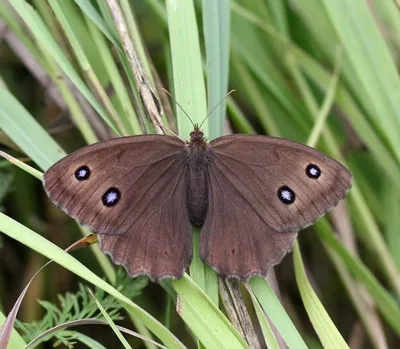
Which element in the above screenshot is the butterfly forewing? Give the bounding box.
[208,135,352,232]
[44,135,192,280]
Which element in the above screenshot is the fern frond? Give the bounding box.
[15,268,148,347]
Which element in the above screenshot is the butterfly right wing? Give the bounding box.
[200,134,351,279]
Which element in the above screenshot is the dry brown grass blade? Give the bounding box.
[106,0,164,134]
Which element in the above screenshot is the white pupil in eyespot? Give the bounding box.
[77,169,87,178]
[281,190,292,201]
[309,167,319,176]
[106,191,118,204]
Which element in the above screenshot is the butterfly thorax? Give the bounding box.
[187,127,209,226]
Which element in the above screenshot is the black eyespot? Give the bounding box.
[75,165,90,180]
[102,187,121,207]
[306,164,321,179]
[278,186,295,205]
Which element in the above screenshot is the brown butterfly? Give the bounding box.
[43,126,352,281]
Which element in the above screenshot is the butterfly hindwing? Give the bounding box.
[97,158,192,281]
[201,161,297,279]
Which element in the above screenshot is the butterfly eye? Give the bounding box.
[199,132,204,137]
[102,187,121,207]
[277,186,295,205]
[190,132,194,137]
[75,165,90,180]
[306,164,321,179]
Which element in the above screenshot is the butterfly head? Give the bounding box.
[189,124,207,148]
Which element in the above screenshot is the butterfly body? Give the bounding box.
[43,128,352,281]
[187,127,209,226]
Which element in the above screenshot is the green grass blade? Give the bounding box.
[9,0,120,136]
[293,242,349,348]
[202,0,230,140]
[74,0,121,47]
[166,0,207,134]
[247,287,280,349]
[49,0,126,136]
[166,0,218,309]
[316,220,400,336]
[89,289,132,349]
[250,277,307,349]
[172,276,249,349]
[0,85,116,282]
[0,87,65,170]
[0,313,26,349]
[321,0,400,162]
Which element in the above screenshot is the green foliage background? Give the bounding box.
[0,0,400,348]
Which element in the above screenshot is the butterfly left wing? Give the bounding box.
[200,135,352,279]
[44,135,192,281]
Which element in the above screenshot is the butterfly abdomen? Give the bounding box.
[187,144,208,226]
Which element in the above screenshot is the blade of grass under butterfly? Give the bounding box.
[202,0,230,140]
[173,276,249,349]
[197,0,229,304]
[166,0,218,311]
[166,0,207,133]
[0,213,185,349]
[24,318,166,349]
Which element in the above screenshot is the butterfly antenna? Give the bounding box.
[161,88,195,127]
[199,89,236,129]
